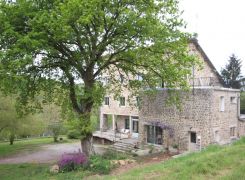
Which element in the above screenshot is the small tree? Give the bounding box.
[48,122,63,142]
[240,92,245,114]
[0,93,45,144]
[221,54,242,89]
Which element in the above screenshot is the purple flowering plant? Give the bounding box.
[58,152,88,172]
[150,121,174,137]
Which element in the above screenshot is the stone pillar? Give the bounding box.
[100,112,103,132]
[238,96,241,118]
[129,116,133,134]
[112,114,115,131]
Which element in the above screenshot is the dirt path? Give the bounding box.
[110,152,173,175]
[0,143,107,164]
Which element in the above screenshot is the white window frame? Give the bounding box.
[220,96,225,112]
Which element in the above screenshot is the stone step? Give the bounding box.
[113,143,135,148]
[109,147,131,153]
[109,141,137,153]
[112,145,133,151]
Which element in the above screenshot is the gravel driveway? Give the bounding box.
[0,142,107,164]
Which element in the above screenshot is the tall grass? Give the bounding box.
[102,137,245,180]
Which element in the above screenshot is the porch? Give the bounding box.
[99,114,139,139]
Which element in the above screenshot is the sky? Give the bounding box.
[180,0,245,75]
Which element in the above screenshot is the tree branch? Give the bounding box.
[60,67,81,113]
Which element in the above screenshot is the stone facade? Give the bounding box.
[139,88,240,151]
[98,39,243,151]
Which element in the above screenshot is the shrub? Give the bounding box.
[88,155,112,174]
[67,130,80,139]
[58,152,87,172]
[102,150,127,160]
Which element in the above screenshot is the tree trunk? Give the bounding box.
[81,134,94,157]
[53,136,58,142]
[9,133,15,145]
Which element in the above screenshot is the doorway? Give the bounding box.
[189,131,197,151]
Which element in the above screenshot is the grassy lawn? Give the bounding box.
[0,136,76,158]
[1,138,245,180]
[101,138,245,180]
[0,164,90,180]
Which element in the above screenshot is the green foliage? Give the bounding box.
[102,150,128,160]
[48,122,63,142]
[0,163,90,180]
[0,93,45,144]
[67,130,80,139]
[86,150,128,175]
[0,0,198,150]
[104,138,245,180]
[0,137,54,157]
[88,155,113,175]
[221,54,242,89]
[240,91,245,114]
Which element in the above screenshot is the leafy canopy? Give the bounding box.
[0,0,196,116]
[221,54,242,89]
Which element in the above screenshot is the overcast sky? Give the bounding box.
[180,0,245,75]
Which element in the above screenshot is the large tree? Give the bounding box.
[221,54,242,89]
[0,0,197,156]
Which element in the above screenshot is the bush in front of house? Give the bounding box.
[102,150,127,160]
[67,130,80,139]
[88,155,112,174]
[58,152,87,172]
[86,150,129,174]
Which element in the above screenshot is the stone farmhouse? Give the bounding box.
[94,39,245,152]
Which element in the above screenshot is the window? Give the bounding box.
[120,74,124,84]
[230,97,237,104]
[136,74,143,81]
[125,118,130,129]
[104,97,109,105]
[146,125,163,145]
[230,127,236,137]
[158,79,165,88]
[220,96,225,112]
[101,76,109,86]
[132,121,139,133]
[136,96,140,107]
[119,97,125,106]
[190,132,196,143]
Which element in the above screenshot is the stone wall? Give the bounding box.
[238,120,245,137]
[100,86,139,117]
[188,42,222,87]
[211,89,240,145]
[139,87,240,150]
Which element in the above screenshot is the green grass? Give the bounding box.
[1,138,245,180]
[0,136,76,157]
[0,164,90,180]
[100,137,245,180]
